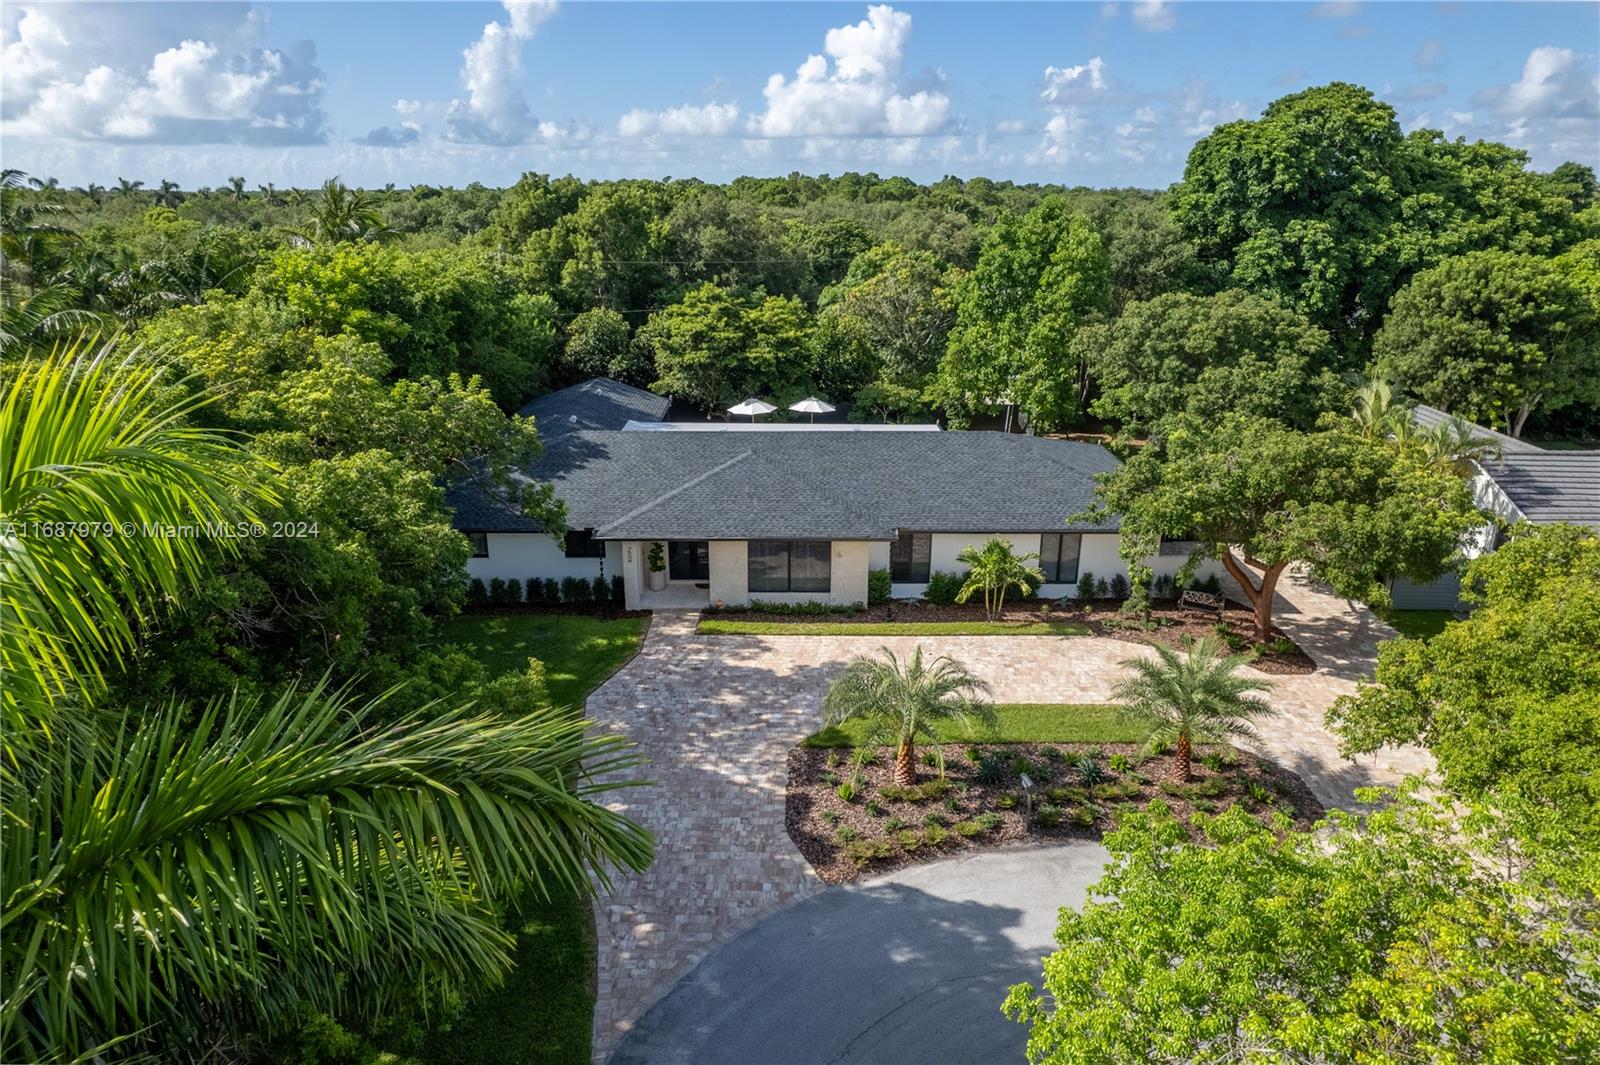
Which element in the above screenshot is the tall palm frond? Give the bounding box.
[0,680,654,1061]
[114,178,144,199]
[0,339,270,727]
[1352,375,1412,442]
[1417,415,1503,477]
[298,177,391,244]
[1111,636,1275,781]
[0,282,105,353]
[955,536,1044,619]
[823,646,995,784]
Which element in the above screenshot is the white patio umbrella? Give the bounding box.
[788,396,836,422]
[727,397,777,422]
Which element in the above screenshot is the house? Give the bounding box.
[449,379,1229,610]
[1390,406,1600,608]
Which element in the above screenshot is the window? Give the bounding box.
[563,529,606,558]
[467,531,489,558]
[668,541,709,580]
[1158,538,1200,556]
[748,540,831,593]
[889,531,931,583]
[1039,533,1081,584]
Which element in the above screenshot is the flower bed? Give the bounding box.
[786,740,1323,884]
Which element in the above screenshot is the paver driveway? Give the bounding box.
[583,572,1431,1061]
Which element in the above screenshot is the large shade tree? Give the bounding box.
[1375,249,1600,436]
[0,344,652,1059]
[1088,414,1480,642]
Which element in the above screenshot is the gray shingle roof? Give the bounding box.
[517,378,670,437]
[1411,405,1543,454]
[448,430,1122,539]
[1482,451,1600,529]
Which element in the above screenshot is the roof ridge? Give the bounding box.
[595,448,755,534]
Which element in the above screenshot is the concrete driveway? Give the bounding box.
[608,843,1110,1065]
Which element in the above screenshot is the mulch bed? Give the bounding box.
[461,604,650,620]
[787,741,1324,884]
[708,598,1317,674]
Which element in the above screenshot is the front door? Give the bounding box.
[668,540,710,581]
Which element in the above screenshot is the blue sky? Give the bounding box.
[3,2,1596,188]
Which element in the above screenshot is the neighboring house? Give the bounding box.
[452,379,1228,609]
[1391,406,1600,609]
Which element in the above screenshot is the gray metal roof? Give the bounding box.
[517,378,670,437]
[448,430,1122,540]
[1411,405,1543,455]
[1481,451,1600,529]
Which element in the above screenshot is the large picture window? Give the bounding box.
[563,529,606,558]
[748,540,831,593]
[1039,532,1081,584]
[889,530,931,583]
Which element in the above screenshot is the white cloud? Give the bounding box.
[995,118,1027,134]
[752,5,952,137]
[1,3,327,144]
[1492,46,1596,119]
[1414,39,1443,71]
[1042,58,1107,101]
[445,0,557,145]
[356,123,420,147]
[1310,2,1361,18]
[1131,1,1176,32]
[618,101,740,137]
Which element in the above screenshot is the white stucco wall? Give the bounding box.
[466,533,620,588]
[709,540,748,606]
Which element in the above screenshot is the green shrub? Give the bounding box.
[467,577,489,607]
[922,823,949,846]
[488,577,508,604]
[1109,753,1132,773]
[885,816,910,831]
[1151,573,1177,601]
[1159,777,1228,799]
[1041,745,1064,760]
[1094,577,1111,600]
[944,794,960,813]
[866,800,886,817]
[1035,803,1064,827]
[1202,752,1226,773]
[922,812,947,828]
[1069,807,1096,827]
[921,749,940,767]
[898,829,924,852]
[1109,573,1130,600]
[1247,781,1272,805]
[559,576,583,603]
[1075,571,1095,601]
[954,819,984,837]
[610,573,625,604]
[844,838,894,864]
[748,598,858,615]
[591,575,609,603]
[836,825,859,842]
[974,811,1003,830]
[920,777,952,799]
[1091,781,1142,800]
[836,781,858,803]
[1074,754,1106,785]
[540,577,560,604]
[868,568,892,606]
[994,793,1018,810]
[976,752,1007,785]
[822,810,840,825]
[925,570,964,605]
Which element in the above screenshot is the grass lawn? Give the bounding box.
[422,611,647,1065]
[804,703,1142,747]
[1380,609,1454,640]
[441,612,647,709]
[699,619,1091,636]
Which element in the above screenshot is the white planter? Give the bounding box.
[647,568,668,591]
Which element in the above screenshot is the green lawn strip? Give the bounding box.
[1378,609,1454,640]
[804,703,1142,747]
[699,619,1091,636]
[422,612,646,1065]
[418,890,594,1065]
[441,612,647,709]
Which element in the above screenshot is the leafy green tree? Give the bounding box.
[1005,790,1600,1064]
[299,176,390,244]
[563,306,633,381]
[1080,193,1215,314]
[1111,637,1274,781]
[822,646,994,786]
[937,197,1110,431]
[1088,414,1479,642]
[1375,249,1600,436]
[1086,290,1341,434]
[641,282,814,411]
[954,536,1043,620]
[519,181,672,313]
[1328,524,1600,837]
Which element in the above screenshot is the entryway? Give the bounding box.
[667,540,709,581]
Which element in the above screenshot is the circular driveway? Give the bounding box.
[608,842,1111,1065]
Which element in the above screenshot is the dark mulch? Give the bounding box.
[786,741,1324,884]
[708,598,1317,674]
[463,604,650,621]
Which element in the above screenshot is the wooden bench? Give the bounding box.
[1178,590,1225,617]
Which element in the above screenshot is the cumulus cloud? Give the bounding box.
[1481,46,1598,120]
[752,5,952,137]
[995,118,1028,135]
[1,3,327,143]
[618,101,740,137]
[356,123,421,147]
[445,0,557,145]
[1131,2,1176,32]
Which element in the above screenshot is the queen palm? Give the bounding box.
[1,342,653,1060]
[823,646,995,786]
[1111,637,1275,782]
[955,536,1044,620]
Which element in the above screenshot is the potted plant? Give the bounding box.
[647,541,668,590]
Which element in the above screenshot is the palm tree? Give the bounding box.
[1,170,74,286]
[115,177,144,199]
[0,280,104,353]
[823,646,994,786]
[226,175,246,202]
[154,179,181,206]
[1111,637,1275,782]
[955,536,1044,620]
[298,176,389,244]
[0,342,654,1059]
[26,175,60,190]
[257,181,283,206]
[1352,376,1409,442]
[1416,415,1503,477]
[84,182,104,204]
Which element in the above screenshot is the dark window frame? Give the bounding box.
[889,530,932,583]
[668,540,710,581]
[563,528,606,559]
[1039,532,1082,584]
[748,539,832,593]
[466,531,489,558]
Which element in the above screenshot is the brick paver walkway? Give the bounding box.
[584,572,1431,1061]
